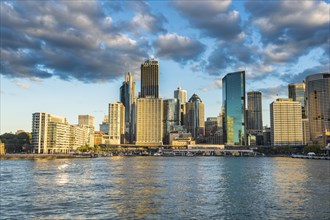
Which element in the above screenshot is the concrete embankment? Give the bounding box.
[0,154,91,160]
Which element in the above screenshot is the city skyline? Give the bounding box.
[1,0,329,133]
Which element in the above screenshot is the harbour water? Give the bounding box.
[1,157,329,219]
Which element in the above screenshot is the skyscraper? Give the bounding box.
[185,94,205,140]
[174,86,187,126]
[120,72,136,143]
[288,82,306,118]
[108,102,125,145]
[163,99,181,141]
[141,59,159,98]
[270,98,303,146]
[174,87,187,103]
[222,71,246,145]
[305,73,330,145]
[135,98,163,146]
[247,91,263,133]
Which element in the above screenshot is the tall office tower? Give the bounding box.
[108,102,125,145]
[185,94,205,140]
[163,99,181,142]
[288,83,306,118]
[222,71,246,145]
[247,91,263,134]
[32,112,70,154]
[141,59,159,98]
[135,98,163,146]
[305,73,330,145]
[270,98,303,146]
[120,72,136,143]
[78,115,95,147]
[174,86,187,125]
[205,117,218,137]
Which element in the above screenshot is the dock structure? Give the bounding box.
[291,154,330,160]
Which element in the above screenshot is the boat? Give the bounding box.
[153,152,162,156]
[186,152,195,157]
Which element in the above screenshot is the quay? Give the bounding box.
[291,154,330,160]
[0,153,91,160]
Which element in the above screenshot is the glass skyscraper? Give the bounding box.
[222,71,246,145]
[120,72,136,143]
[288,82,306,118]
[305,73,330,145]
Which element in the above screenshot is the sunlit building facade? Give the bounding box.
[222,71,246,145]
[305,73,330,146]
[108,102,125,145]
[135,98,163,146]
[78,115,95,147]
[270,98,303,146]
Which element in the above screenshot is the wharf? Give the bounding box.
[0,153,91,160]
[291,154,330,160]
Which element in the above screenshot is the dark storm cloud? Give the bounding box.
[153,33,206,64]
[173,1,242,41]
[0,1,149,82]
[245,0,330,64]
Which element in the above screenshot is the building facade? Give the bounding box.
[247,91,263,133]
[288,82,306,118]
[141,59,159,98]
[163,99,181,143]
[135,98,163,146]
[78,115,95,147]
[120,72,136,143]
[108,102,125,145]
[222,71,246,145]
[185,94,205,140]
[305,73,330,146]
[270,98,303,146]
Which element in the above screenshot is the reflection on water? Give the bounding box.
[0,157,329,219]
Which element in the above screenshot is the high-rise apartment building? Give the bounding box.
[78,115,95,147]
[32,112,70,153]
[270,98,303,146]
[120,72,136,143]
[99,115,109,134]
[247,91,263,133]
[222,71,246,145]
[163,99,181,142]
[305,73,330,145]
[141,59,159,98]
[185,94,205,140]
[288,82,306,118]
[135,98,163,146]
[108,102,125,145]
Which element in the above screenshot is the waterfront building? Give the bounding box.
[305,73,330,146]
[120,72,136,143]
[99,115,109,134]
[163,99,181,143]
[222,71,246,145]
[270,98,303,146]
[70,125,86,150]
[174,86,187,126]
[140,59,159,98]
[108,102,125,145]
[32,112,70,153]
[302,118,310,145]
[78,115,95,147]
[288,82,306,118]
[135,98,163,146]
[94,131,104,146]
[185,94,205,140]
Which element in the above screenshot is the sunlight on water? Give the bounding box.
[0,157,329,219]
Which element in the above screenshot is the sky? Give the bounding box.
[1,0,329,134]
